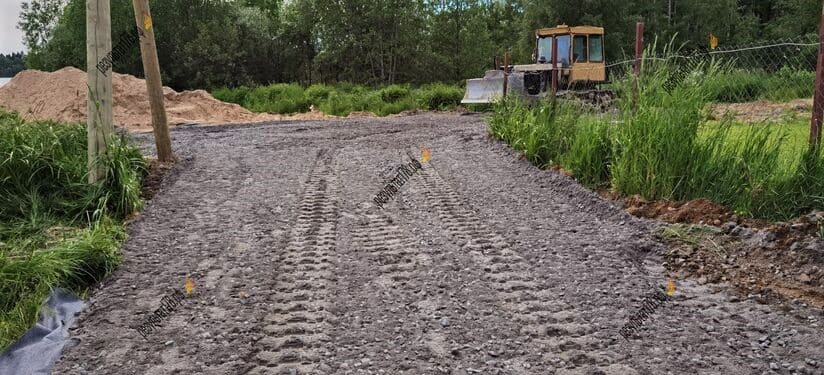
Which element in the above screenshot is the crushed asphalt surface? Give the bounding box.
[54,113,824,374]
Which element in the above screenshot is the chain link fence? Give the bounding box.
[600,34,821,126]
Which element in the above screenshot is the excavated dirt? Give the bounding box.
[712,98,812,123]
[52,114,823,374]
[660,222,824,310]
[624,195,735,225]
[0,68,340,132]
[620,194,824,311]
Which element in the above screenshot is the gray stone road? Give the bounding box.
[54,114,824,374]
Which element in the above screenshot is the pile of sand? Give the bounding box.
[0,67,333,132]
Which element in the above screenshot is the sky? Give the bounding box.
[0,0,26,54]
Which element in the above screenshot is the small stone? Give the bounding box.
[799,273,812,283]
[440,318,450,327]
[164,340,174,346]
[770,362,779,370]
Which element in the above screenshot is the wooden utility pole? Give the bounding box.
[86,0,114,183]
[132,0,174,162]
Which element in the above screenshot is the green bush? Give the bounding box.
[305,84,335,105]
[379,84,411,103]
[415,83,464,110]
[211,85,252,106]
[245,83,309,114]
[211,82,465,117]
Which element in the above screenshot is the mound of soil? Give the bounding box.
[624,195,734,225]
[661,220,824,309]
[0,68,336,132]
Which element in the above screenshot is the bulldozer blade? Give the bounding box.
[462,70,526,104]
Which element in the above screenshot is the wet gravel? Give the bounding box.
[54,113,824,374]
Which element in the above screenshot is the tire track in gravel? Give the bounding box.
[250,150,339,375]
[417,164,622,372]
[337,208,441,373]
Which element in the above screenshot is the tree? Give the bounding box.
[0,53,27,77]
[18,0,66,52]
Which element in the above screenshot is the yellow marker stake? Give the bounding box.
[143,13,153,32]
[709,33,719,50]
[666,279,676,296]
[185,275,195,295]
[421,147,431,163]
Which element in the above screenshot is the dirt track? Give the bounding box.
[54,114,823,374]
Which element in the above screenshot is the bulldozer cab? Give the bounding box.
[460,24,606,104]
[534,25,606,83]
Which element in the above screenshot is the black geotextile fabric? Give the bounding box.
[0,288,84,375]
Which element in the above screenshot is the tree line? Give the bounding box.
[16,0,821,91]
[0,53,26,78]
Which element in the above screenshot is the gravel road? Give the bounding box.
[54,113,824,374]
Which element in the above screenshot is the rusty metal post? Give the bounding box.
[502,51,510,98]
[811,3,824,150]
[551,36,558,95]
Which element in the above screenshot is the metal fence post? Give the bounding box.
[503,51,510,98]
[551,36,558,95]
[811,2,824,150]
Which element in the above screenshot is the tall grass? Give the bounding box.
[705,67,815,103]
[488,44,824,220]
[212,82,465,117]
[0,111,144,350]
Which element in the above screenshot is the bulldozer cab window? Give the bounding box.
[555,35,570,67]
[537,37,552,63]
[589,35,604,62]
[573,35,587,62]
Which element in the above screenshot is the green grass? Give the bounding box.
[705,67,815,103]
[489,50,823,221]
[0,110,144,351]
[212,82,465,117]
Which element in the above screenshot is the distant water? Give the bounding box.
[0,77,10,87]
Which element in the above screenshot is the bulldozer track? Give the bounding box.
[251,151,338,375]
[417,166,619,369]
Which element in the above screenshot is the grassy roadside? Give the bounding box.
[212,83,466,117]
[0,110,145,351]
[488,59,823,221]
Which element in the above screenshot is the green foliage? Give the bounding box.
[22,0,822,90]
[211,82,462,117]
[415,84,464,111]
[488,49,824,221]
[0,110,144,351]
[0,112,144,222]
[565,118,613,186]
[380,85,411,103]
[304,84,335,104]
[0,53,26,78]
[706,67,815,103]
[246,84,309,114]
[212,86,253,106]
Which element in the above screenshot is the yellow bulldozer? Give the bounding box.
[462,25,609,104]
